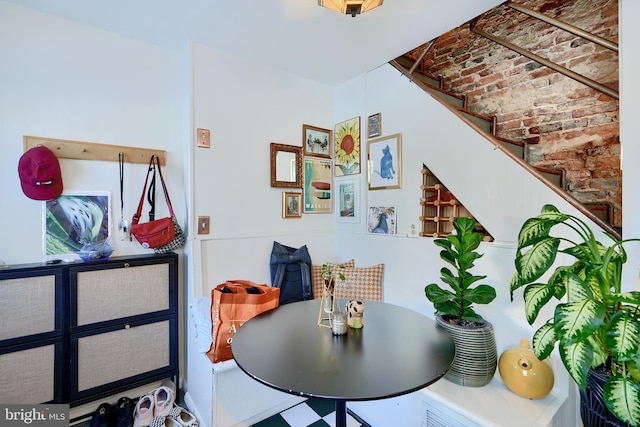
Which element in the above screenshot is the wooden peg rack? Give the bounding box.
[23,135,166,165]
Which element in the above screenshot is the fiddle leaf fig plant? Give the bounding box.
[425,217,496,324]
[510,204,640,425]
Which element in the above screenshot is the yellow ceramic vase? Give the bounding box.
[498,338,554,399]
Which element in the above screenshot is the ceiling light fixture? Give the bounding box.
[318,0,384,17]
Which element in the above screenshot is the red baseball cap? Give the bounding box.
[18,146,63,201]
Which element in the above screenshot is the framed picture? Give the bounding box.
[302,124,332,159]
[303,157,332,213]
[43,191,111,261]
[282,192,302,218]
[334,116,361,177]
[368,133,402,190]
[335,178,360,223]
[368,112,381,138]
[367,206,396,235]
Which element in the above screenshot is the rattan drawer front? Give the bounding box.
[76,320,170,392]
[76,263,169,326]
[0,275,56,340]
[0,345,55,403]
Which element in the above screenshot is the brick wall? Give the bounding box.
[409,0,620,227]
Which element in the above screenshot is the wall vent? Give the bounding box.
[421,397,479,427]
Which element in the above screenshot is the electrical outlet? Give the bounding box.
[197,216,210,234]
[197,128,211,148]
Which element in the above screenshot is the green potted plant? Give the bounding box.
[425,216,498,387]
[317,263,347,327]
[511,204,640,426]
[320,263,346,287]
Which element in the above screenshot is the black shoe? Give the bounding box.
[90,403,113,427]
[115,397,134,427]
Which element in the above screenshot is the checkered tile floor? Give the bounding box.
[251,398,370,427]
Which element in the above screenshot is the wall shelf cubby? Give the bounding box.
[420,166,492,241]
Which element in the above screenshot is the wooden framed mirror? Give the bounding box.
[271,143,302,188]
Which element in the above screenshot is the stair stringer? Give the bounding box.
[366,63,614,242]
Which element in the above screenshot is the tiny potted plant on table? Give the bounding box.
[510,204,640,427]
[317,263,346,327]
[424,216,498,387]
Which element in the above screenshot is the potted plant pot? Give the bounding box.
[425,217,498,387]
[436,315,497,387]
[580,369,633,427]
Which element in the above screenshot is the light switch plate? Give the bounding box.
[197,128,211,148]
[197,216,210,234]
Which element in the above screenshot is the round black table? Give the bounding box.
[232,299,454,427]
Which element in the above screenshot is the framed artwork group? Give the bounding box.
[279,114,400,229]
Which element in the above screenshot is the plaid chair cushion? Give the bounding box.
[340,264,384,301]
[312,260,355,300]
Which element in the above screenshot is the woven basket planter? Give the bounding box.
[436,315,497,387]
[580,369,632,427]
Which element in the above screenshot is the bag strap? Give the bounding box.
[154,154,175,216]
[147,161,156,221]
[132,155,175,226]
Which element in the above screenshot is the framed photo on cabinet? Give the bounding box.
[43,191,111,261]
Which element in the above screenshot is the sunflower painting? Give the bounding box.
[334,116,361,176]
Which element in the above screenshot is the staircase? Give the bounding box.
[392,54,564,189]
[391,53,620,239]
[390,0,622,239]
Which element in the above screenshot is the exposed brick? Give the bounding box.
[566,169,593,181]
[563,118,589,130]
[479,73,504,86]
[415,0,619,227]
[589,114,615,126]
[461,63,487,77]
[572,102,618,118]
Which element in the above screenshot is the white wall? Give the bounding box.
[0,1,185,265]
[186,42,339,297]
[621,0,640,283]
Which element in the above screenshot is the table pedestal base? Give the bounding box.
[335,400,346,427]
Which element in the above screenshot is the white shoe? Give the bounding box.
[133,395,155,427]
[149,416,168,427]
[153,385,175,417]
[166,406,198,427]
